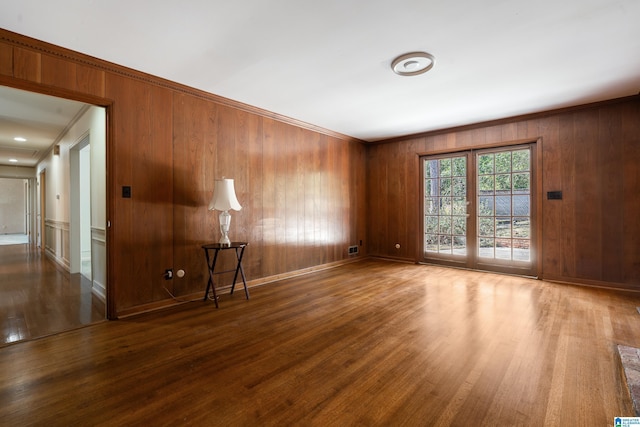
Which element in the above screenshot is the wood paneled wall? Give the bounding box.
[0,29,367,317]
[1,27,637,315]
[367,98,640,290]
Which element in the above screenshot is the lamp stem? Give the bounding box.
[219,210,231,246]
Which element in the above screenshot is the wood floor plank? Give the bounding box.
[1,259,639,425]
[0,244,105,345]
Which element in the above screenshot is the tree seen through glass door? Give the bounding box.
[424,155,467,256]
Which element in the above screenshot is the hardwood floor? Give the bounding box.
[0,244,105,345]
[1,259,639,425]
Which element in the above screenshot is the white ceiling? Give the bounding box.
[0,0,639,151]
[0,86,86,167]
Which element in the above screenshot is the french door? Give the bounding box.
[421,144,536,276]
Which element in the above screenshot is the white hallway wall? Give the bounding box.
[36,105,107,299]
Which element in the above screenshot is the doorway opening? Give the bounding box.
[0,178,30,245]
[0,85,108,345]
[70,134,92,281]
[38,169,46,250]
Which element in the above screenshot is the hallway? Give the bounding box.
[0,243,105,346]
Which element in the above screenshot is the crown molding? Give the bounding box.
[0,28,366,145]
[375,94,640,145]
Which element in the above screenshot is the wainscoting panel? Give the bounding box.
[91,227,106,301]
[45,219,69,270]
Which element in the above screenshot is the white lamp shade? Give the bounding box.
[208,178,242,211]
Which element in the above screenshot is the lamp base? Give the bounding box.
[219,210,231,246]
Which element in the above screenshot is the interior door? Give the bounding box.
[422,144,536,276]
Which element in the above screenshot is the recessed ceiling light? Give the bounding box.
[391,52,435,76]
[14,137,27,142]
[9,158,18,163]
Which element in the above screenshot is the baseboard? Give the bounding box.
[543,274,640,293]
[92,279,106,302]
[245,256,367,288]
[115,256,369,318]
[44,248,70,273]
[369,255,416,264]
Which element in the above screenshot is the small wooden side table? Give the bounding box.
[201,242,249,308]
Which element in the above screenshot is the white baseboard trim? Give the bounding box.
[92,279,106,302]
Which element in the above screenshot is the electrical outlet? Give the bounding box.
[348,245,359,255]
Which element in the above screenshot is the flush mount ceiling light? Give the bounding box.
[14,137,27,142]
[391,52,435,76]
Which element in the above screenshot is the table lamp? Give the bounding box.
[209,178,242,246]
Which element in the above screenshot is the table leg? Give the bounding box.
[238,260,249,299]
[203,248,220,308]
[230,246,249,300]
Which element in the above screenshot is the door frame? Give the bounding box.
[69,133,91,276]
[420,151,473,270]
[473,143,538,277]
[38,169,46,251]
[418,138,542,278]
[0,77,115,319]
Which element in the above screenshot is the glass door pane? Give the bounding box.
[423,155,468,261]
[476,147,532,264]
